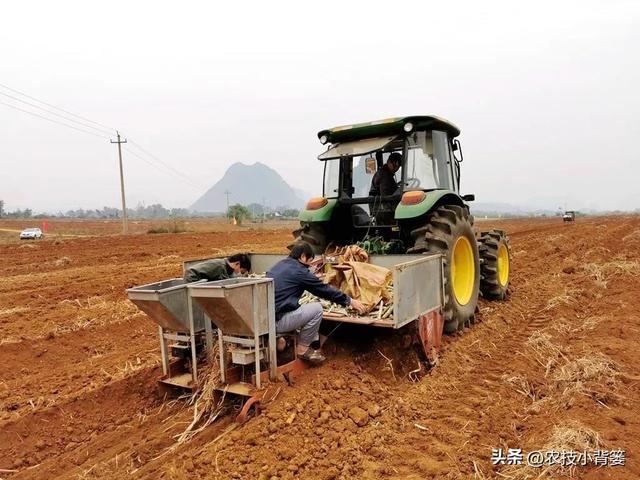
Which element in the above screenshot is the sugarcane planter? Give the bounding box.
[127,252,448,420]
[183,253,447,363]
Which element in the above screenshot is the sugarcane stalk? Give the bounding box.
[381,304,394,318]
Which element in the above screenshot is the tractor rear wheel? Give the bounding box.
[291,222,327,254]
[478,230,511,300]
[408,205,480,334]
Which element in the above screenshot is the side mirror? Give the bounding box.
[453,139,464,162]
[462,194,475,202]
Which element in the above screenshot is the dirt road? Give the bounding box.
[1,217,638,479]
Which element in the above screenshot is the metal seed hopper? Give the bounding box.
[188,277,277,391]
[126,278,212,391]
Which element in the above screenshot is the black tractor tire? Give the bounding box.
[291,222,328,254]
[464,204,474,226]
[407,205,480,334]
[478,230,511,300]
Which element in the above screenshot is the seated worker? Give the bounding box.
[369,152,402,225]
[184,253,251,282]
[369,152,401,197]
[267,242,366,365]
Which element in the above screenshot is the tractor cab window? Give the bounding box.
[319,136,403,200]
[404,131,436,190]
[404,131,454,191]
[433,130,454,190]
[352,150,402,198]
[323,159,340,198]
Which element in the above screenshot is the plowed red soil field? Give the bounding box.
[1,216,639,479]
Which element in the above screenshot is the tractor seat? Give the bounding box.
[351,205,371,227]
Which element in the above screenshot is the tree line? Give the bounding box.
[228,204,299,224]
[0,199,300,220]
[0,203,194,219]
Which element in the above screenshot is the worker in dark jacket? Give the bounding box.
[369,152,401,197]
[184,253,251,282]
[267,242,366,365]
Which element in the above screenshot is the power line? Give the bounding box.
[0,82,115,132]
[126,138,190,178]
[123,146,169,169]
[0,99,110,139]
[122,146,205,189]
[125,138,205,188]
[0,83,207,191]
[0,90,114,136]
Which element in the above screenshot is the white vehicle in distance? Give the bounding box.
[19,227,43,240]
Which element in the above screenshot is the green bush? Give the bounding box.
[147,227,170,234]
[147,219,188,234]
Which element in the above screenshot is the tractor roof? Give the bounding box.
[318,115,460,144]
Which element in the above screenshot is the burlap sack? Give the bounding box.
[324,260,392,312]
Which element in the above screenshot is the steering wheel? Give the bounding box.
[404,177,421,189]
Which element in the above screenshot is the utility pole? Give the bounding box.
[224,190,231,220]
[110,131,128,234]
[262,197,266,223]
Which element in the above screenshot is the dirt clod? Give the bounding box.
[366,403,381,417]
[348,406,369,427]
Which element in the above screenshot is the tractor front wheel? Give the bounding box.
[408,205,480,334]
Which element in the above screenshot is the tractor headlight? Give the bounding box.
[403,122,413,133]
[319,134,329,145]
[306,197,328,210]
[400,191,426,205]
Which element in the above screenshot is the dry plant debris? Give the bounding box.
[525,330,567,375]
[176,348,227,445]
[501,421,604,479]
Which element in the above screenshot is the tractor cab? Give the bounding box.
[311,116,464,243]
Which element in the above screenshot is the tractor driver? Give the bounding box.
[369,152,402,197]
[267,242,366,365]
[369,152,402,224]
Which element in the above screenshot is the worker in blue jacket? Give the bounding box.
[267,242,366,365]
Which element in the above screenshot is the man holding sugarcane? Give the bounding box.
[267,242,366,365]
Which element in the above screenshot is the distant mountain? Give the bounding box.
[293,187,313,203]
[190,162,306,213]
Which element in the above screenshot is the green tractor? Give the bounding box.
[294,116,511,333]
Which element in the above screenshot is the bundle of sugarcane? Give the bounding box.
[299,288,395,320]
[246,272,395,320]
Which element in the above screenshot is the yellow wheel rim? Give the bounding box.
[498,243,510,287]
[451,236,475,305]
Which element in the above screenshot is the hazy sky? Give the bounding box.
[1,0,639,213]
